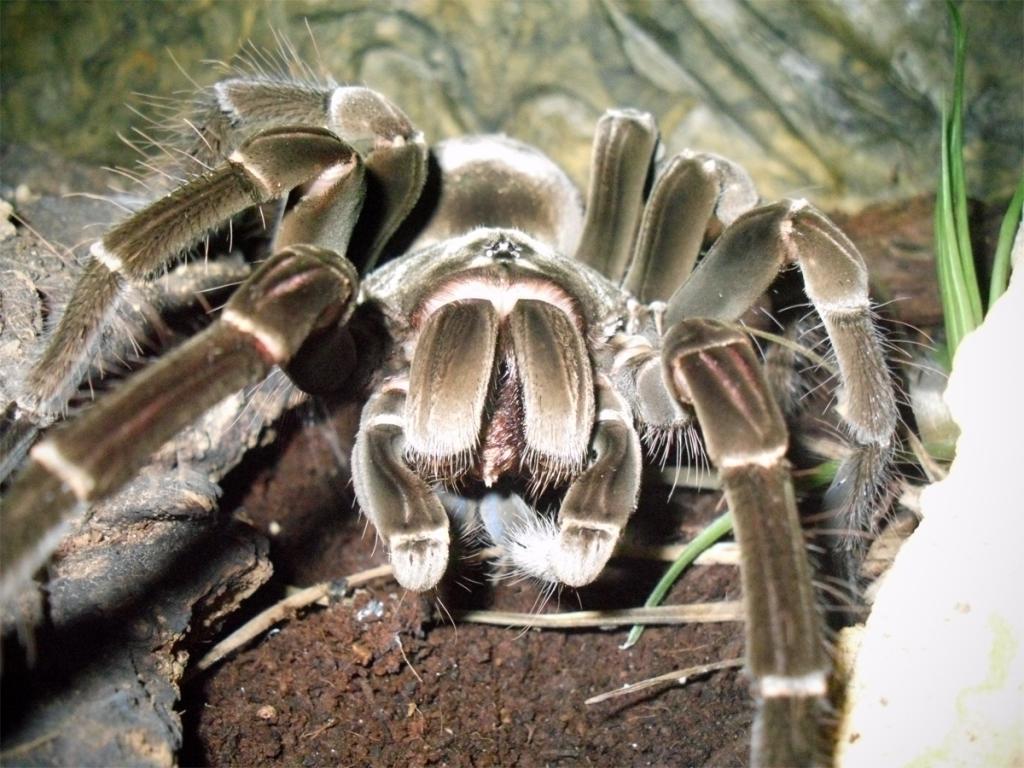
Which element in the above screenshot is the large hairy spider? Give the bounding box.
[0,72,896,766]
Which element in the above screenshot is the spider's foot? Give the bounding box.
[552,521,620,587]
[388,526,450,592]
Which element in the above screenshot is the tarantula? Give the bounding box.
[0,75,896,766]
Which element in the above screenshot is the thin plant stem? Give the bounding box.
[935,0,984,364]
[621,510,734,649]
[989,175,1024,306]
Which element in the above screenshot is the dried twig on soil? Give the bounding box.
[191,549,510,674]
[192,543,741,675]
[191,563,393,674]
[452,602,744,629]
[584,658,745,704]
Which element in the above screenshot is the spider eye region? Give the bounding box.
[484,235,522,261]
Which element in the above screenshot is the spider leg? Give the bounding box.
[664,318,827,767]
[553,379,642,586]
[21,127,360,417]
[574,109,657,281]
[0,257,254,487]
[623,151,758,304]
[206,81,428,267]
[20,83,427,421]
[1,245,359,601]
[666,200,898,561]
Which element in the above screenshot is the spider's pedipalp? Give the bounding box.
[553,381,642,586]
[352,390,451,592]
[631,353,691,427]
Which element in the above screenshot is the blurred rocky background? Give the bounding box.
[2,0,1022,209]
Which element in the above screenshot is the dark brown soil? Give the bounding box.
[186,575,750,768]
[181,405,752,768]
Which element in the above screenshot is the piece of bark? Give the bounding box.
[0,149,283,767]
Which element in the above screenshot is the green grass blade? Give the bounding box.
[946,1,984,325]
[936,109,972,359]
[795,459,840,492]
[988,174,1024,306]
[934,1,985,363]
[621,510,733,650]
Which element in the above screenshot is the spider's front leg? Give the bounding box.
[0,241,361,601]
[19,127,357,420]
[663,318,827,768]
[12,85,425,427]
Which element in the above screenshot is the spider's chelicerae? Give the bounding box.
[0,70,896,766]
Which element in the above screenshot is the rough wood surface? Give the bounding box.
[0,149,280,767]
